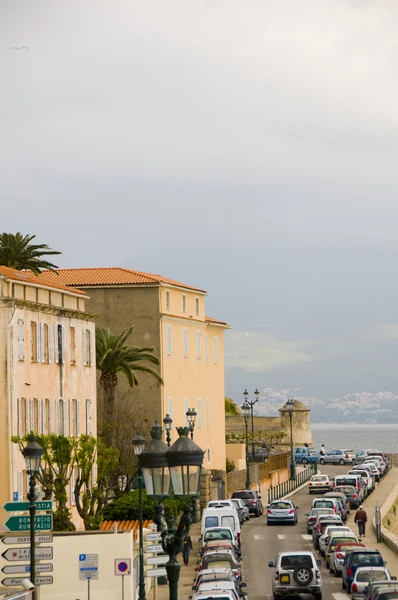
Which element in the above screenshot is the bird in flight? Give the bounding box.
[8,46,29,51]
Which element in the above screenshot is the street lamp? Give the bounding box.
[243,388,260,462]
[163,413,173,447]
[21,437,43,596]
[241,401,251,488]
[185,407,197,440]
[132,433,147,600]
[286,399,296,480]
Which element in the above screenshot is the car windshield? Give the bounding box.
[232,491,253,499]
[204,530,232,542]
[335,486,356,494]
[271,502,291,509]
[205,517,219,528]
[204,555,234,565]
[357,570,388,582]
[351,553,383,566]
[312,476,328,481]
[312,509,333,516]
[330,537,356,548]
[281,555,313,568]
[314,500,334,508]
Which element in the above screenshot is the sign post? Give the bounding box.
[79,553,98,600]
[114,559,131,600]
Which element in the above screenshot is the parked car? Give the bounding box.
[199,550,241,576]
[295,447,319,464]
[325,531,359,569]
[343,449,357,461]
[201,508,241,552]
[324,491,350,514]
[230,498,250,524]
[312,516,343,550]
[334,484,361,508]
[311,497,341,516]
[195,580,243,600]
[364,457,386,476]
[308,474,332,494]
[248,447,269,462]
[329,542,365,577]
[266,499,299,526]
[305,508,335,534]
[319,450,353,465]
[193,591,239,600]
[364,581,398,600]
[319,525,352,557]
[268,551,322,600]
[200,541,238,558]
[342,548,385,593]
[349,469,374,494]
[362,461,382,482]
[193,568,242,592]
[231,490,263,517]
[200,527,238,554]
[351,567,394,600]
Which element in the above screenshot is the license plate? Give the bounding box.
[280,574,290,583]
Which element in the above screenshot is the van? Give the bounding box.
[201,508,241,550]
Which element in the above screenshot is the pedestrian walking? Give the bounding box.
[354,505,368,537]
[182,534,193,565]
[320,444,326,456]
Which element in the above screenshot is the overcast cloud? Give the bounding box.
[2,0,398,414]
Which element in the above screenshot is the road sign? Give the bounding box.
[145,544,163,553]
[145,533,162,542]
[2,576,53,586]
[2,563,53,574]
[146,555,168,566]
[13,492,18,502]
[79,553,99,581]
[2,547,53,561]
[3,501,53,512]
[114,559,131,576]
[2,534,53,545]
[4,515,53,532]
[146,568,167,578]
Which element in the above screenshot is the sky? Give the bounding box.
[2,0,398,415]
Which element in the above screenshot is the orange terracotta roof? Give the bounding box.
[37,267,207,293]
[205,315,230,327]
[0,266,86,296]
[100,519,154,537]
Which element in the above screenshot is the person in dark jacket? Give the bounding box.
[354,506,368,536]
[182,534,193,565]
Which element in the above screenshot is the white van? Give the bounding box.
[201,507,241,550]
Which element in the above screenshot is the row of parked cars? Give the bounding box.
[295,447,391,468]
[191,491,263,600]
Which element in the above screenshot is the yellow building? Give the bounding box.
[0,266,97,516]
[38,268,230,473]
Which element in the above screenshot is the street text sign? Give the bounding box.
[145,544,163,553]
[2,547,53,561]
[114,559,131,576]
[146,568,167,578]
[79,553,99,581]
[2,534,53,545]
[3,501,53,512]
[2,563,53,574]
[5,515,53,532]
[145,533,162,542]
[146,555,168,566]
[2,576,53,586]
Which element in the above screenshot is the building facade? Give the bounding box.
[0,266,97,517]
[38,267,230,472]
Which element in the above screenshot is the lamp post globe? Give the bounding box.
[22,438,43,474]
[140,423,170,499]
[241,402,251,488]
[163,414,173,447]
[185,408,197,440]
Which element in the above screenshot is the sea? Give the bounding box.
[311,423,398,454]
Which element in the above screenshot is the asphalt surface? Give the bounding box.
[240,464,364,600]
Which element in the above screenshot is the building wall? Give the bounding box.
[225,412,313,448]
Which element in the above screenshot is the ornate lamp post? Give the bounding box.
[243,388,260,461]
[286,399,296,480]
[241,401,251,488]
[21,437,43,597]
[132,433,147,600]
[163,413,173,447]
[185,407,197,440]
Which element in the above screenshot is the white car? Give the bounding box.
[349,469,374,493]
[308,474,332,494]
[268,551,322,600]
[196,581,241,600]
[350,566,393,600]
[193,592,237,600]
[319,525,351,557]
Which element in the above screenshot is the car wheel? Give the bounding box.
[334,569,340,578]
[273,594,282,600]
[342,579,346,590]
[339,458,345,465]
[319,458,325,465]
[293,565,312,586]
[314,593,322,600]
[302,457,308,464]
[267,520,271,526]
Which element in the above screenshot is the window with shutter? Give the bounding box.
[41,399,47,434]
[86,399,91,434]
[37,399,41,434]
[47,325,51,363]
[48,399,52,432]
[54,325,59,363]
[70,327,76,364]
[29,398,34,432]
[82,330,87,366]
[206,398,210,427]
[24,398,29,435]
[182,294,187,314]
[18,319,24,360]
[214,336,219,364]
[184,398,189,425]
[40,324,45,363]
[31,322,37,362]
[36,324,41,363]
[70,469,75,505]
[89,329,94,367]
[205,334,209,363]
[196,331,201,359]
[167,397,173,420]
[17,398,22,435]
[76,399,80,435]
[197,398,202,427]
[61,326,66,364]
[166,325,172,355]
[62,399,66,435]
[69,400,73,436]
[55,400,60,434]
[183,328,188,358]
[196,297,200,316]
[18,471,23,501]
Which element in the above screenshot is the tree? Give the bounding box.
[0,232,61,274]
[226,429,286,453]
[225,397,240,416]
[96,325,162,445]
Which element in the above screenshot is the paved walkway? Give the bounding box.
[346,467,398,573]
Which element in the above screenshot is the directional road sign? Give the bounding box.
[145,544,163,553]
[146,568,167,578]
[145,533,162,542]
[79,553,99,581]
[114,559,131,576]
[2,534,53,545]
[3,501,53,512]
[146,555,168,566]
[4,515,53,532]
[2,563,53,574]
[2,576,53,586]
[2,547,53,561]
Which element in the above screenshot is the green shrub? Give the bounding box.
[386,518,391,528]
[103,490,188,522]
[226,459,235,473]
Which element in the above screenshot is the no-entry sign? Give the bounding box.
[114,558,131,576]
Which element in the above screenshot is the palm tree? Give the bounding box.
[0,232,61,275]
[96,325,162,445]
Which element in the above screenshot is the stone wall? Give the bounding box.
[225,411,313,447]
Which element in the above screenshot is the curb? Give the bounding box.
[372,473,398,555]
[282,479,310,500]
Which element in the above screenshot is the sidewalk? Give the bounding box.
[157,521,202,600]
[347,467,398,574]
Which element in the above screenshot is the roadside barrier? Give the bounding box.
[267,466,313,503]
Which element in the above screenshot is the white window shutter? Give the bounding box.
[29,398,34,431]
[37,399,41,434]
[55,400,60,434]
[82,330,87,366]
[89,329,94,367]
[76,399,81,435]
[61,326,66,364]
[41,400,46,434]
[18,471,23,501]
[48,399,52,433]
[62,399,67,435]
[24,399,29,435]
[69,400,73,436]
[17,398,22,435]
[18,320,24,359]
[40,324,45,363]
[54,325,59,364]
[36,325,41,363]
[47,326,52,363]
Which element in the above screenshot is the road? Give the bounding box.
[240,464,359,600]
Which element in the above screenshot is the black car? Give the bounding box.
[231,489,263,517]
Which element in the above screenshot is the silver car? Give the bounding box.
[231,498,250,523]
[268,551,322,600]
[318,449,353,465]
[266,500,299,525]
